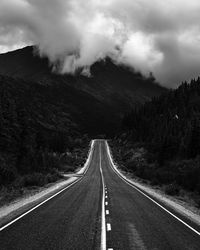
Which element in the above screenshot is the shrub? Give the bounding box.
[46,168,63,182]
[0,155,17,185]
[20,173,47,187]
[150,178,159,186]
[46,173,60,183]
[195,198,200,208]
[164,183,180,196]
[125,159,137,172]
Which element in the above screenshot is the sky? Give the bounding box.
[0,0,200,88]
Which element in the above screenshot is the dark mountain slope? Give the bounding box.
[0,75,116,137]
[0,46,166,129]
[0,46,166,194]
[0,75,92,190]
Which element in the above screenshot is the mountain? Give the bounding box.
[0,74,92,189]
[0,46,166,136]
[0,46,167,190]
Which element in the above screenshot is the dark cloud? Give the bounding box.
[0,0,200,87]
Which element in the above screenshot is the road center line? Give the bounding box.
[100,142,106,250]
[107,223,112,231]
[106,141,200,237]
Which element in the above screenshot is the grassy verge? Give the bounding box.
[0,142,90,207]
[110,140,200,209]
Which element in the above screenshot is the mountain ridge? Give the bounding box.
[0,46,167,136]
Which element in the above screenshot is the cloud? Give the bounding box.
[0,0,200,87]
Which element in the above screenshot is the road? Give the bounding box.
[0,140,200,249]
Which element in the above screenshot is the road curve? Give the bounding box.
[0,140,200,250]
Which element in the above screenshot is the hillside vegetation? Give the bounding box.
[0,75,90,204]
[0,46,166,135]
[0,46,166,204]
[112,78,200,200]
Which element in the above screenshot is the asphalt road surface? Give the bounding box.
[0,140,200,250]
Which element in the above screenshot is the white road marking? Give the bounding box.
[107,223,112,231]
[105,201,108,206]
[0,140,96,232]
[108,248,114,250]
[100,142,107,250]
[106,210,109,215]
[105,141,200,237]
[105,195,108,198]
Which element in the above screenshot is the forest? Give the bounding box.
[2,67,200,205]
[0,75,89,204]
[112,77,200,198]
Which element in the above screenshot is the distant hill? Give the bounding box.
[0,46,167,135]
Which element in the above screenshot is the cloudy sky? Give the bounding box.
[0,0,200,87]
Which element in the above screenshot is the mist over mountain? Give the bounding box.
[0,46,166,136]
[0,45,166,190]
[1,0,200,87]
[1,2,200,244]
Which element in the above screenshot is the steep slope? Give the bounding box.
[0,75,92,189]
[0,46,166,131]
[0,75,116,137]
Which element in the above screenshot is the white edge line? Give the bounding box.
[0,140,96,232]
[100,142,106,250]
[105,141,200,237]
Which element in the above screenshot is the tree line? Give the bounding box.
[0,75,89,190]
[112,77,200,195]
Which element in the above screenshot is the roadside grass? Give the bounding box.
[110,141,200,210]
[164,183,180,196]
[0,144,90,207]
[0,171,64,207]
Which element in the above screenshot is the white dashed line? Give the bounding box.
[105,201,108,206]
[99,143,106,250]
[105,195,108,198]
[106,210,109,215]
[107,223,112,231]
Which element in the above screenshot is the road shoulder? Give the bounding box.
[106,141,200,230]
[0,140,95,229]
